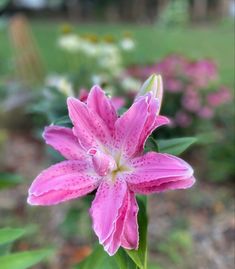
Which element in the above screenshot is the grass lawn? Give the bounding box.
[0,21,234,87]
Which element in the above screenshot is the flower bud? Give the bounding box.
[138,74,163,114]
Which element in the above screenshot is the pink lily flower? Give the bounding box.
[27,85,195,256]
[78,88,125,110]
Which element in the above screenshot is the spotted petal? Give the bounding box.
[114,94,155,157]
[87,86,117,134]
[43,125,85,160]
[120,190,139,250]
[67,97,112,150]
[123,152,195,194]
[102,189,128,255]
[28,160,100,205]
[90,179,127,255]
[101,189,139,255]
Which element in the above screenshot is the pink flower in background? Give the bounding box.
[126,55,218,92]
[185,59,218,88]
[126,55,188,82]
[165,78,183,92]
[78,88,89,102]
[27,86,195,255]
[156,54,187,77]
[110,96,125,110]
[182,88,201,112]
[124,56,227,130]
[207,86,232,107]
[125,65,156,80]
[175,111,192,127]
[197,106,214,119]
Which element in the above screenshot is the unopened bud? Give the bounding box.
[138,74,163,114]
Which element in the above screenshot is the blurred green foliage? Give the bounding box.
[0,22,233,87]
[157,229,192,266]
[0,173,23,189]
[206,104,235,182]
[158,0,189,27]
[0,227,53,269]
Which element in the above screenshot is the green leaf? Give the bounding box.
[75,244,119,269]
[114,248,137,269]
[0,173,23,189]
[196,132,218,145]
[75,243,137,269]
[0,248,53,269]
[114,249,128,269]
[144,137,159,153]
[125,196,148,269]
[158,137,197,155]
[0,228,26,245]
[52,115,72,127]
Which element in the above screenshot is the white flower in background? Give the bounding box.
[91,74,116,94]
[46,75,74,97]
[78,40,99,57]
[57,34,123,73]
[58,31,101,57]
[91,74,108,85]
[58,34,80,52]
[58,34,100,57]
[99,43,118,55]
[97,43,122,74]
[120,37,135,51]
[121,76,141,91]
[98,55,121,72]
[58,78,74,96]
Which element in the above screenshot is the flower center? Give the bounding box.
[87,148,131,179]
[110,164,130,182]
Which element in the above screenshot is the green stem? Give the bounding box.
[144,196,148,269]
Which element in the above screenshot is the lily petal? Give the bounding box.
[67,97,112,149]
[87,86,117,134]
[155,115,171,128]
[136,111,170,155]
[28,160,100,205]
[114,94,157,158]
[102,189,129,255]
[137,115,170,154]
[43,125,86,160]
[134,176,196,194]
[102,189,139,255]
[90,180,127,249]
[120,191,139,250]
[123,152,195,194]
